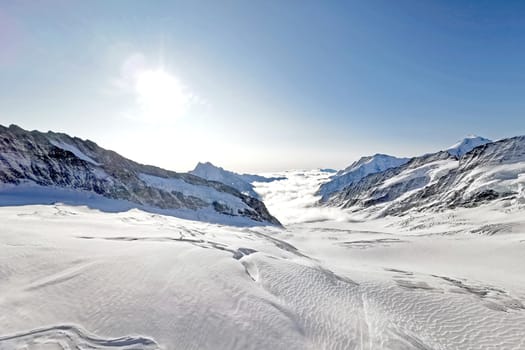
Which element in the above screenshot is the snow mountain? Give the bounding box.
[447,135,492,157]
[190,162,285,199]
[317,154,410,202]
[322,135,525,216]
[0,124,281,226]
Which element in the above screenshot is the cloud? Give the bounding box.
[254,170,358,225]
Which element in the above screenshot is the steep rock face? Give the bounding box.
[0,124,281,226]
[322,136,525,216]
[417,136,525,209]
[317,154,410,202]
[327,151,455,209]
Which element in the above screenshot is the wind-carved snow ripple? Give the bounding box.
[362,281,525,350]
[241,254,525,350]
[0,324,160,349]
[241,254,432,350]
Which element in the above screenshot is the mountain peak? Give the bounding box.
[191,161,260,198]
[447,135,492,157]
[318,154,411,201]
[338,154,410,176]
[195,161,218,169]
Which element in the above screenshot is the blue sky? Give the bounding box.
[1,0,524,172]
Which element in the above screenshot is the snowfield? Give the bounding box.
[1,170,525,349]
[48,140,101,166]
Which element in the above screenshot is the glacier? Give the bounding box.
[1,128,525,350]
[1,169,524,349]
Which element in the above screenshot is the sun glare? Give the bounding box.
[134,69,192,121]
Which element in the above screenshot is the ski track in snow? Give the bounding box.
[1,170,525,349]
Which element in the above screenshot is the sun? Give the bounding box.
[134,69,193,122]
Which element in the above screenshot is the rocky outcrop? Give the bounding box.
[0,124,281,226]
[322,136,525,216]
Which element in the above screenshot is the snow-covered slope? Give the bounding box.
[325,151,455,212]
[323,135,525,217]
[447,135,492,157]
[420,135,525,209]
[317,154,410,202]
[2,171,525,350]
[189,162,284,199]
[0,124,280,226]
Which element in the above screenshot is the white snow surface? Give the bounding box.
[48,140,101,165]
[1,170,525,349]
[460,162,525,201]
[447,135,492,157]
[0,182,265,227]
[379,159,457,190]
[364,158,460,214]
[139,173,247,209]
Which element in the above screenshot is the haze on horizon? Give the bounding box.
[1,0,524,173]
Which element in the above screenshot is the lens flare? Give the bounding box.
[134,69,193,121]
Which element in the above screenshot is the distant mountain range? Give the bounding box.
[319,135,525,216]
[2,123,522,224]
[0,124,281,226]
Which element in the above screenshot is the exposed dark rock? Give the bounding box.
[0,124,281,225]
[322,136,525,216]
